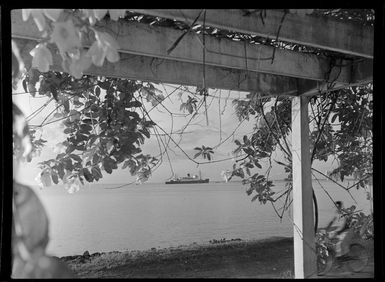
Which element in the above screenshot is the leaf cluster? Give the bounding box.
[30,72,159,187]
[326,85,373,183]
[193,145,214,161]
[180,96,198,115]
[230,85,372,210]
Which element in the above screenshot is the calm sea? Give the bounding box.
[32,180,372,257]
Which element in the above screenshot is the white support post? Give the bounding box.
[291,96,317,278]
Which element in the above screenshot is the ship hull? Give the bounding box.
[165,179,209,184]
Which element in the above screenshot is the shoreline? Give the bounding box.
[60,236,296,278]
[59,236,374,278]
[60,236,288,260]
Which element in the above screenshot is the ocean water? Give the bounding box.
[32,180,372,257]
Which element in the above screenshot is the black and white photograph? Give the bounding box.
[5,8,382,279]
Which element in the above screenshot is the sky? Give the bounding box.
[13,81,332,186]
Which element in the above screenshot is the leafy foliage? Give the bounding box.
[193,145,214,161]
[230,84,372,220]
[140,84,165,107]
[352,212,373,240]
[326,86,372,183]
[26,71,160,189]
[22,9,125,79]
[329,205,373,240]
[180,96,198,115]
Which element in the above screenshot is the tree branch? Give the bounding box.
[310,93,338,162]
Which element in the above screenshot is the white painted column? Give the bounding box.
[291,96,317,278]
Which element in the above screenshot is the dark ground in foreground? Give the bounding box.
[60,237,374,278]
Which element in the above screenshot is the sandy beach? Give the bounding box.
[58,237,374,278]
